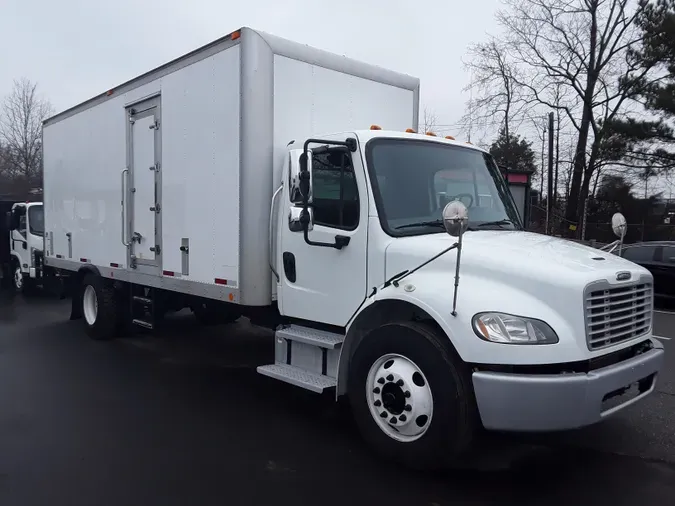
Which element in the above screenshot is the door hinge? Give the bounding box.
[149,204,161,213]
[150,245,161,254]
[149,120,160,130]
[149,162,160,171]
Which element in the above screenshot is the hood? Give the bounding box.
[384,231,650,291]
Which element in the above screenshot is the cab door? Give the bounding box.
[277,136,368,327]
[10,204,29,269]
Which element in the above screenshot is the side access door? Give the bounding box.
[277,136,368,327]
[125,97,162,274]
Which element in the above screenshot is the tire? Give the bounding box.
[80,273,120,340]
[348,321,478,470]
[192,300,240,326]
[10,260,26,293]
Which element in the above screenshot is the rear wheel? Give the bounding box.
[81,273,119,340]
[348,321,478,470]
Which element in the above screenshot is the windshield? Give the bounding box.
[365,138,522,235]
[28,205,44,237]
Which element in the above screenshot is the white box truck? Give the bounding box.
[42,27,664,469]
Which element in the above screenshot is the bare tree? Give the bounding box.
[495,0,656,234]
[0,78,53,192]
[422,106,438,134]
[462,38,530,139]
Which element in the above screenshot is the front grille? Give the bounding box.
[585,281,653,350]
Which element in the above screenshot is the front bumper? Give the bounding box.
[472,338,665,432]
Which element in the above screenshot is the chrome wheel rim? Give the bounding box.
[365,353,433,442]
[83,285,98,326]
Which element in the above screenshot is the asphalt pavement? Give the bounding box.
[0,292,674,506]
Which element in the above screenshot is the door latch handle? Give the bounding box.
[132,232,142,243]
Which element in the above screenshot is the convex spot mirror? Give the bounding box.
[443,200,469,237]
[611,212,627,239]
[289,148,313,205]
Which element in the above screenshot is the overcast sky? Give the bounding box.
[1,0,501,140]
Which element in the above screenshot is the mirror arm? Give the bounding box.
[300,211,350,250]
[381,243,459,290]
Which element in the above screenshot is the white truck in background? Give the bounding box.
[2,201,45,292]
[42,27,664,469]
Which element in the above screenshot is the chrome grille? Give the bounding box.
[585,282,653,350]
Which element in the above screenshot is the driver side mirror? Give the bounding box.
[6,210,19,231]
[289,148,313,205]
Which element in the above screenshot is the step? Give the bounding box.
[257,364,337,393]
[132,295,153,305]
[276,325,344,349]
[132,318,154,330]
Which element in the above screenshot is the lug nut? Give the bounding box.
[377,377,385,384]
[399,414,407,422]
[380,411,388,418]
[386,374,394,381]
[373,387,380,394]
[390,417,397,424]
[396,379,404,386]
[404,404,412,412]
[404,391,411,398]
[374,400,381,407]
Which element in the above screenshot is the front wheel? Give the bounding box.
[12,263,24,292]
[348,321,478,470]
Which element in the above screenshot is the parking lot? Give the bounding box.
[1,293,674,506]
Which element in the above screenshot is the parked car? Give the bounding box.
[620,241,675,305]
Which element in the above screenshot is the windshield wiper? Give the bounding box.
[395,220,445,230]
[477,219,513,228]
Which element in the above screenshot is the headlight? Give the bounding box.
[472,312,558,345]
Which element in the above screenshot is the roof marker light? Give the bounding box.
[425,132,437,137]
[445,135,455,140]
[405,128,416,133]
[370,125,382,130]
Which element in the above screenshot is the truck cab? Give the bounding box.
[260,127,663,466]
[5,202,44,292]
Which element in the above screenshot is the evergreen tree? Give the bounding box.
[489,128,537,173]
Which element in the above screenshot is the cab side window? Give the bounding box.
[13,206,27,237]
[311,149,359,230]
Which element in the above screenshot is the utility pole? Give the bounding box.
[554,110,560,203]
[545,112,554,235]
[540,122,546,203]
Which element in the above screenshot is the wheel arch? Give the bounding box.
[69,265,102,320]
[9,251,22,268]
[336,298,456,398]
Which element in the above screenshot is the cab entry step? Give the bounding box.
[276,325,344,349]
[257,364,337,393]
